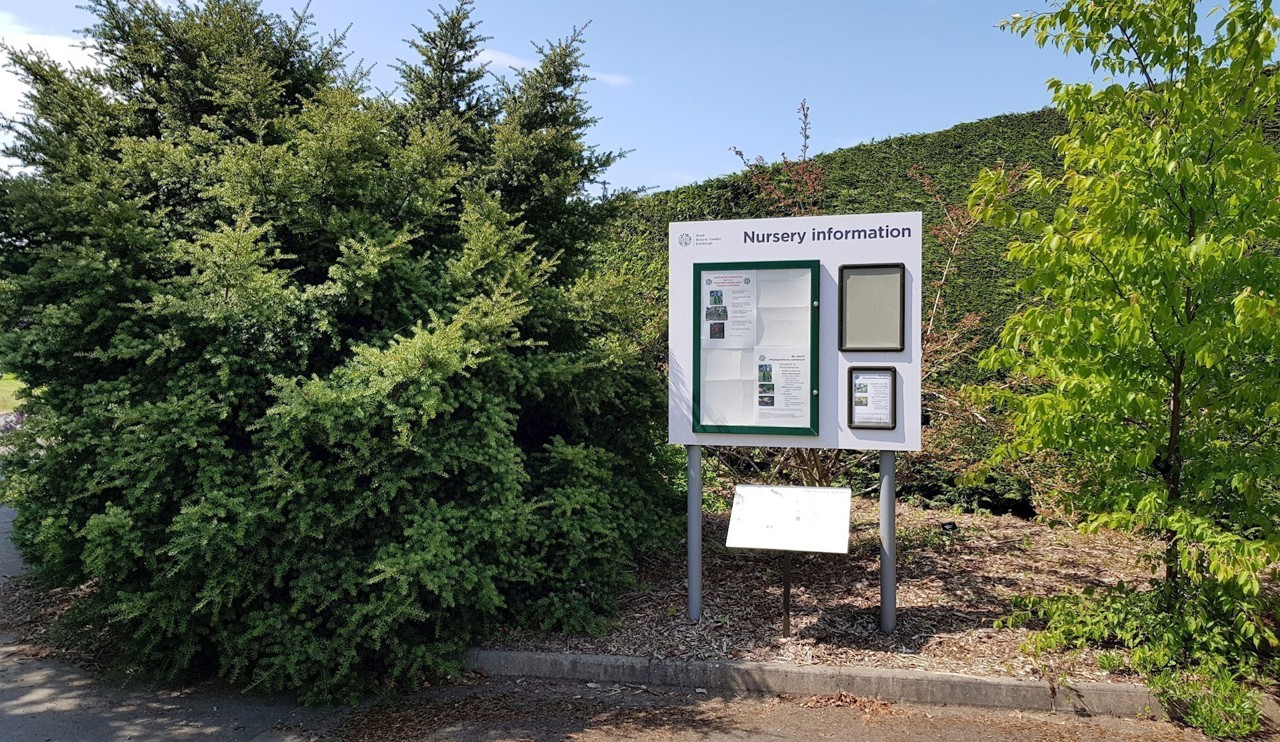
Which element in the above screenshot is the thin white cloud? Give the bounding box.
[477,47,631,87]
[476,48,535,72]
[592,71,632,87]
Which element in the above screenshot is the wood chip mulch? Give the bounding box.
[0,575,111,670]
[487,498,1162,684]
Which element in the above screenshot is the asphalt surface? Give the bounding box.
[0,506,344,741]
[340,676,1211,742]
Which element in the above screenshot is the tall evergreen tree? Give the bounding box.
[0,0,678,702]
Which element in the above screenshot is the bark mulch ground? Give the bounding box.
[487,498,1159,684]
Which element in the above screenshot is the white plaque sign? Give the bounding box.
[725,485,853,554]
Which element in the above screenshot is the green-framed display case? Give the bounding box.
[692,260,820,436]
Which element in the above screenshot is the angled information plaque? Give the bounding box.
[692,260,820,436]
[725,485,853,554]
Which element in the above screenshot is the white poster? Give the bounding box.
[701,271,756,348]
[754,347,808,426]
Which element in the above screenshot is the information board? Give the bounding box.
[693,261,819,435]
[725,485,853,554]
[668,212,923,451]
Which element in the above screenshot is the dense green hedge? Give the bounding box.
[0,0,679,701]
[601,109,1068,374]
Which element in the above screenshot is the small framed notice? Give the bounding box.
[839,264,905,352]
[848,367,897,430]
[725,485,852,554]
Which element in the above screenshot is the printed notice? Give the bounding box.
[702,272,757,348]
[754,348,809,425]
[849,368,895,429]
[695,263,816,432]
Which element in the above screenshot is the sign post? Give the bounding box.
[668,213,921,631]
[782,553,793,637]
[687,445,702,622]
[880,450,896,634]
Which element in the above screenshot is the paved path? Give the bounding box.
[341,676,1209,742]
[0,506,345,741]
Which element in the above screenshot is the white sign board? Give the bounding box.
[669,213,922,450]
[725,485,853,554]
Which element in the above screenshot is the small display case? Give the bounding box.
[838,263,905,352]
[847,366,897,430]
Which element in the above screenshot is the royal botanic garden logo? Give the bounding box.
[678,233,692,247]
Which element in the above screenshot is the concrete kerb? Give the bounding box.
[464,649,1167,720]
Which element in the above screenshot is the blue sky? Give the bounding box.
[0,1,1112,190]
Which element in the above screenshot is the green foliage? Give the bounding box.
[1004,585,1269,674]
[1150,666,1263,739]
[0,0,678,702]
[1003,587,1267,739]
[895,522,970,563]
[0,375,22,413]
[973,1,1280,733]
[1095,649,1126,673]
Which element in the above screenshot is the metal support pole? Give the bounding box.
[879,450,897,634]
[782,553,792,638]
[687,445,703,622]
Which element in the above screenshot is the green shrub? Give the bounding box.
[1149,666,1263,740]
[0,0,679,702]
[1002,585,1276,737]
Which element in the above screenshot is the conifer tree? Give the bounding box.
[0,0,677,701]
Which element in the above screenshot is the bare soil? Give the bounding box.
[488,498,1159,683]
